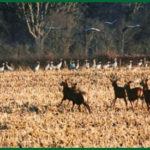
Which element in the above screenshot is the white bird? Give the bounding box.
[122,24,141,32]
[104,19,118,25]
[45,61,50,71]
[5,62,14,71]
[56,59,63,70]
[138,59,143,67]
[145,62,148,68]
[92,59,97,69]
[126,24,140,28]
[76,60,80,70]
[0,63,5,73]
[96,61,102,69]
[34,61,40,72]
[103,61,110,69]
[85,60,90,69]
[127,60,133,70]
[49,61,56,70]
[85,28,101,32]
[111,58,117,68]
[69,60,76,70]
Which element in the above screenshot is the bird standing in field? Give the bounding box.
[92,59,97,69]
[34,61,40,72]
[45,61,50,71]
[69,60,76,70]
[0,63,5,73]
[56,59,63,70]
[5,62,14,71]
[76,60,80,70]
[127,60,133,70]
[103,61,110,69]
[85,60,90,69]
[49,61,56,70]
[138,59,143,67]
[111,58,118,68]
[96,61,102,69]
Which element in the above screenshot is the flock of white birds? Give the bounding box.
[0,58,148,73]
[30,58,149,72]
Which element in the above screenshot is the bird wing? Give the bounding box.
[85,28,100,32]
[104,22,112,24]
[112,19,117,24]
[127,24,140,28]
[91,28,100,31]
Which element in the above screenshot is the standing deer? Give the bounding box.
[110,74,128,108]
[140,78,150,111]
[124,81,143,111]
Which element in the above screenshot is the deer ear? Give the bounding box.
[146,79,148,82]
[65,79,68,83]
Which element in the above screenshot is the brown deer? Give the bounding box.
[140,78,150,111]
[59,80,91,113]
[124,81,143,110]
[110,74,128,108]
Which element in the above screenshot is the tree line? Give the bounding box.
[0,2,150,62]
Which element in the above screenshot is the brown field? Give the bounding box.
[0,68,150,147]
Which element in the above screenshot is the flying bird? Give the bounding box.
[85,28,101,32]
[122,24,141,32]
[104,19,118,25]
[126,24,140,28]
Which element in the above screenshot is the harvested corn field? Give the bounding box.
[0,68,150,147]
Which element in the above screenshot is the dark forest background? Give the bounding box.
[0,3,150,63]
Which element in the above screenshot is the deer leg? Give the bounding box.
[146,103,149,111]
[83,102,92,113]
[130,101,134,111]
[58,98,65,106]
[124,97,128,109]
[71,102,75,112]
[141,96,144,108]
[112,98,117,107]
[78,105,81,112]
[142,99,144,108]
[135,99,138,107]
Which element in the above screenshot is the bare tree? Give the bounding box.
[18,3,53,52]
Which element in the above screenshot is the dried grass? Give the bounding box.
[0,68,150,147]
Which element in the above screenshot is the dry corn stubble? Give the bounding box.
[0,68,150,147]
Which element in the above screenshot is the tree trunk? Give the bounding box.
[35,37,45,53]
[121,33,125,54]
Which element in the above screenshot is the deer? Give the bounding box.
[59,80,91,113]
[124,81,143,111]
[140,78,150,111]
[109,74,128,108]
